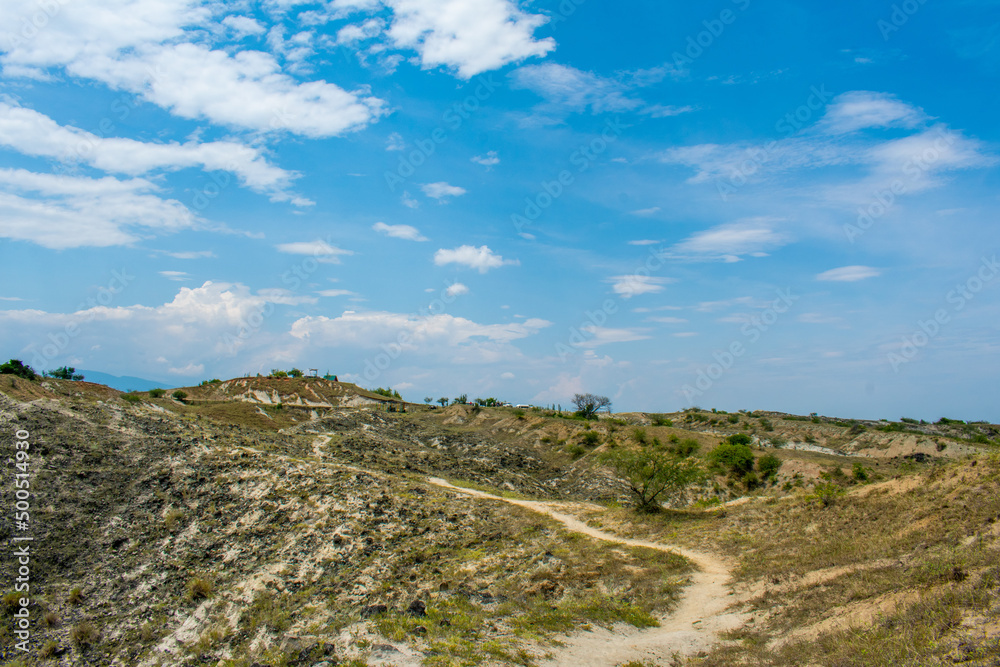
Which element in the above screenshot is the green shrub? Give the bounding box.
[149,388,166,398]
[708,441,754,476]
[632,428,647,444]
[726,433,753,446]
[121,393,141,404]
[580,431,601,446]
[44,365,84,381]
[171,390,188,401]
[0,359,36,380]
[852,462,869,482]
[651,415,673,426]
[742,471,762,490]
[727,414,739,424]
[758,418,774,431]
[673,438,700,458]
[757,453,782,480]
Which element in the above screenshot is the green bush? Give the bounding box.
[632,428,647,444]
[757,453,782,480]
[0,359,36,380]
[580,431,601,446]
[852,462,869,482]
[149,388,166,398]
[727,414,739,424]
[673,438,700,458]
[600,448,703,512]
[171,390,188,401]
[726,433,753,446]
[650,415,673,426]
[708,441,754,476]
[121,393,141,404]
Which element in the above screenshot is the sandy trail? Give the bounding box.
[426,478,744,666]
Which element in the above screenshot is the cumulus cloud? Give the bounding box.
[445,282,469,297]
[0,168,196,249]
[434,245,516,273]
[471,151,500,167]
[384,0,554,78]
[0,0,385,137]
[816,265,881,282]
[0,102,305,203]
[421,181,466,200]
[372,222,427,241]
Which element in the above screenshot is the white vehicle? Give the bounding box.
[515,404,531,409]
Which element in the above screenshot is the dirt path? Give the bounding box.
[426,478,744,666]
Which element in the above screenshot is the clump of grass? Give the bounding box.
[164,508,184,530]
[39,640,59,658]
[68,587,84,605]
[70,622,100,648]
[2,591,24,614]
[186,577,213,601]
[42,610,58,627]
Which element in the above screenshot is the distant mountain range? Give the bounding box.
[76,370,176,392]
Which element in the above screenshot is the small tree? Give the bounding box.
[0,359,37,380]
[709,438,755,476]
[602,448,702,512]
[424,397,433,405]
[172,390,188,402]
[288,368,304,378]
[45,366,85,381]
[572,393,612,418]
[149,388,166,398]
[757,453,782,482]
[437,397,448,407]
[451,394,468,405]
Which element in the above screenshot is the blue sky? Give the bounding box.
[1,0,998,421]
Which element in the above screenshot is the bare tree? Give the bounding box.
[572,393,612,418]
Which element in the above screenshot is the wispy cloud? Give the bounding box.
[373,222,427,241]
[816,265,881,282]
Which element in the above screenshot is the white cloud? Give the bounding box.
[500,371,515,379]
[336,17,385,44]
[0,1,385,137]
[471,151,500,167]
[630,207,661,216]
[163,250,216,259]
[608,275,674,298]
[159,270,189,281]
[168,362,204,376]
[384,0,555,78]
[628,239,660,246]
[223,15,267,38]
[421,181,467,200]
[276,240,354,263]
[434,245,516,273]
[316,289,357,297]
[647,316,688,324]
[0,168,196,249]
[816,265,881,282]
[289,310,552,363]
[0,281,315,372]
[385,132,405,151]
[672,219,789,260]
[401,191,419,208]
[372,222,427,241]
[510,62,689,118]
[445,282,469,297]
[817,91,927,135]
[0,102,304,203]
[575,325,652,348]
